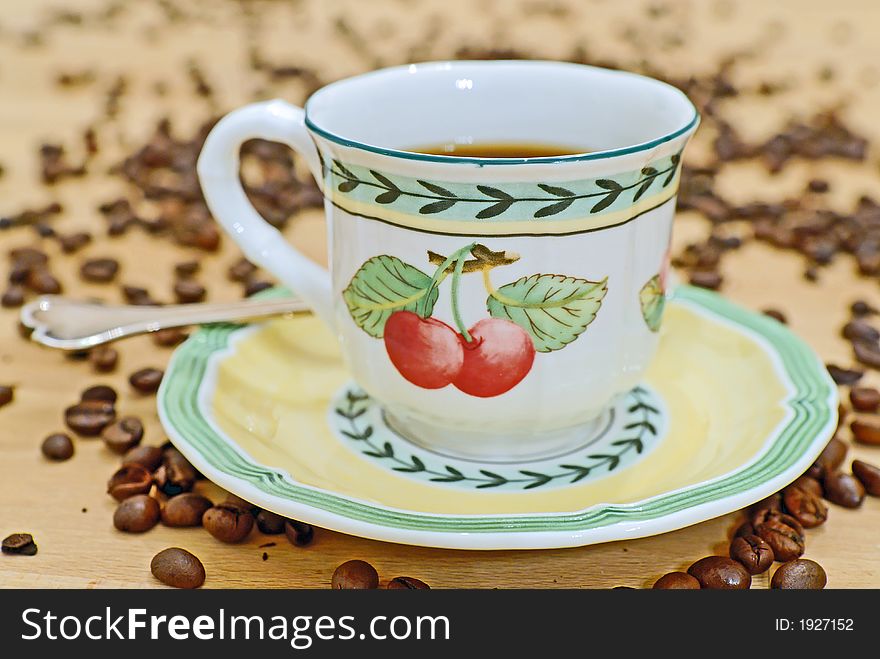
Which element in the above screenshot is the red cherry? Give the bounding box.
[452,318,535,398]
[383,311,464,389]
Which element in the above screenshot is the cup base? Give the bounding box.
[382,404,616,464]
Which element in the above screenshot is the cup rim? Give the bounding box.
[304,60,700,166]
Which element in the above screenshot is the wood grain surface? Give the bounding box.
[1,0,879,588]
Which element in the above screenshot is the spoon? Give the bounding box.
[20,295,311,351]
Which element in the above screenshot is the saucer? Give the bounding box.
[157,286,837,550]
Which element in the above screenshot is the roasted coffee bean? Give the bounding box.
[2,533,37,556]
[854,341,880,369]
[151,548,205,589]
[129,367,163,393]
[101,416,144,453]
[174,260,200,278]
[80,257,119,283]
[733,520,756,538]
[244,279,273,297]
[228,258,257,282]
[0,385,14,407]
[752,508,805,562]
[173,279,206,304]
[284,519,314,547]
[203,503,254,543]
[850,387,880,412]
[729,534,775,574]
[41,433,74,461]
[851,419,880,446]
[122,284,157,306]
[122,445,163,471]
[26,268,61,294]
[749,491,783,514]
[255,510,286,535]
[851,300,877,317]
[81,384,117,404]
[387,576,431,590]
[771,559,827,589]
[852,460,880,496]
[152,327,187,347]
[826,364,863,385]
[790,475,823,497]
[107,463,153,501]
[153,447,197,495]
[806,436,847,480]
[89,345,118,372]
[807,178,829,193]
[161,493,213,527]
[223,494,258,514]
[782,480,828,528]
[1,285,25,308]
[687,556,751,589]
[652,572,701,589]
[64,399,115,436]
[823,471,865,508]
[842,320,880,344]
[10,247,48,268]
[762,308,787,324]
[332,560,379,589]
[113,494,160,533]
[58,231,92,253]
[688,270,722,290]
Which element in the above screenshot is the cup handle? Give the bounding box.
[197,99,335,328]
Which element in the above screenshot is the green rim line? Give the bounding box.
[158,286,835,534]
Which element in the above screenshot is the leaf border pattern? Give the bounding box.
[326,153,681,221]
[334,386,661,491]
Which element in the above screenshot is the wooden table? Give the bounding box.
[1,0,879,588]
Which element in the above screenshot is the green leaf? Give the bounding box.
[417,180,457,197]
[520,470,552,489]
[632,179,653,202]
[537,183,575,197]
[590,188,622,213]
[639,274,665,332]
[337,180,359,192]
[476,185,513,200]
[370,170,399,190]
[486,274,608,352]
[333,160,356,178]
[476,200,514,219]
[375,189,401,204]
[342,255,437,338]
[534,199,574,218]
[595,179,622,190]
[419,199,457,214]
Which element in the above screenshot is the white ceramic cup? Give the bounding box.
[198,60,698,461]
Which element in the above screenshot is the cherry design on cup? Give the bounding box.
[345,243,607,398]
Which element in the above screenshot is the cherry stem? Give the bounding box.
[419,243,475,318]
[451,251,472,342]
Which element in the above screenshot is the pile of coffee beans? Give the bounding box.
[331,559,430,590]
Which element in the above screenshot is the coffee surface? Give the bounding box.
[411,142,588,158]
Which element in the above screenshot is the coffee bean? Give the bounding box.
[151,547,205,589]
[842,319,880,344]
[826,364,863,385]
[41,433,74,460]
[851,300,877,317]
[203,503,254,543]
[81,384,117,403]
[782,480,828,528]
[223,494,258,514]
[26,268,61,294]
[255,510,286,534]
[687,556,751,589]
[729,534,775,574]
[101,416,144,453]
[89,345,118,372]
[807,178,829,193]
[2,533,37,556]
[332,560,379,589]
[387,576,431,590]
[823,471,866,508]
[1,285,25,307]
[806,436,848,480]
[153,447,196,495]
[852,460,880,496]
[244,279,273,297]
[733,520,756,538]
[64,399,115,436]
[752,508,805,562]
[228,258,256,282]
[151,327,187,347]
[850,387,880,412]
[80,257,119,283]
[107,463,153,501]
[652,572,701,589]
[113,494,160,533]
[749,491,783,514]
[790,475,823,497]
[854,341,880,369]
[688,270,722,290]
[129,367,163,393]
[58,231,92,253]
[10,247,48,268]
[284,519,314,547]
[851,419,880,446]
[762,308,787,324]
[174,260,200,278]
[122,285,157,306]
[161,493,213,527]
[173,279,206,303]
[0,385,14,407]
[122,445,163,471]
[771,559,827,589]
